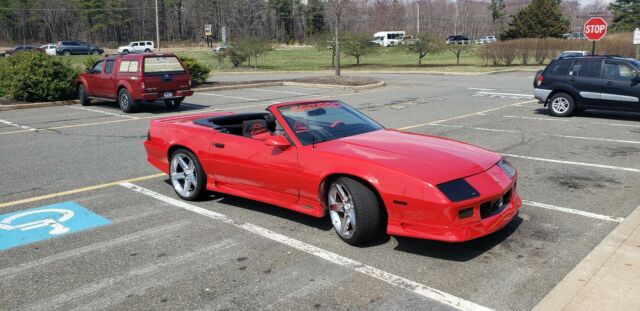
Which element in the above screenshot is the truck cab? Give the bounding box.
[76,53,194,112]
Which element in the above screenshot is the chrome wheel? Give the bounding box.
[170,153,198,197]
[119,92,129,109]
[328,182,356,239]
[551,97,569,114]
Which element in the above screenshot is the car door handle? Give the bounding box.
[606,81,613,85]
[213,142,225,148]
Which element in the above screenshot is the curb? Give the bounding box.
[533,203,640,311]
[0,81,385,111]
[213,69,541,76]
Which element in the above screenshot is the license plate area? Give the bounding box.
[163,91,173,98]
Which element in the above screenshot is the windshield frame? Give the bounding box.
[274,101,384,146]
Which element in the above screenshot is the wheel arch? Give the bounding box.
[318,173,388,221]
[167,144,195,162]
[547,89,578,107]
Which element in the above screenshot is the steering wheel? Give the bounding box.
[330,121,345,128]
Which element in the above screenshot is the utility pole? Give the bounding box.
[416,2,420,34]
[155,0,161,52]
[329,0,342,76]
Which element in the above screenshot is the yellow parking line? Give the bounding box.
[0,173,166,209]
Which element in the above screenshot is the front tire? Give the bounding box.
[548,92,575,117]
[62,50,71,56]
[118,88,135,113]
[327,177,382,245]
[170,149,207,201]
[78,84,90,106]
[122,50,129,55]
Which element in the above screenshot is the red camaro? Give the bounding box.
[144,100,522,244]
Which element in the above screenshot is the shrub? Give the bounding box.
[179,56,211,85]
[82,55,100,70]
[341,33,379,65]
[0,52,77,102]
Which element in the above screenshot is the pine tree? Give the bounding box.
[609,0,640,32]
[305,0,325,36]
[501,0,570,39]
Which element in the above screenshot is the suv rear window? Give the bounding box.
[548,60,572,75]
[143,56,185,74]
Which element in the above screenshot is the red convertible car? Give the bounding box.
[144,100,522,244]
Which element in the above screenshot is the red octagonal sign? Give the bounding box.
[584,17,607,41]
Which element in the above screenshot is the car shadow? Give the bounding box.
[89,100,209,114]
[391,215,523,262]
[533,107,640,121]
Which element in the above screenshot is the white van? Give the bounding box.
[117,41,155,54]
[371,31,405,47]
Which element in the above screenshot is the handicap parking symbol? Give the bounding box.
[0,202,111,251]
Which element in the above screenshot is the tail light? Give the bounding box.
[188,79,192,87]
[536,74,544,87]
[56,42,61,48]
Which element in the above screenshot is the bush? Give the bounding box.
[0,52,77,102]
[83,55,100,70]
[179,56,211,85]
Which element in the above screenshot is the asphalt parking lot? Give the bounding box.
[1,71,639,311]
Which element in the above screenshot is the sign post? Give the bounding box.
[634,28,640,59]
[583,17,607,55]
[204,24,213,48]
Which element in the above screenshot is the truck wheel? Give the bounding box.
[63,50,71,56]
[78,84,91,106]
[118,88,135,113]
[122,50,129,55]
[144,49,151,53]
[165,97,184,109]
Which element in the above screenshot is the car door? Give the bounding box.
[569,59,603,107]
[208,124,299,204]
[87,60,104,97]
[98,60,117,98]
[131,42,139,53]
[78,42,90,54]
[600,61,640,109]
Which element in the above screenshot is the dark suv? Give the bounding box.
[534,56,640,117]
[56,41,104,56]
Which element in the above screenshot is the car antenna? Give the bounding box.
[312,135,316,149]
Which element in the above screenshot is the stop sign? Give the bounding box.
[583,17,607,41]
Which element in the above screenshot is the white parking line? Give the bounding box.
[119,182,492,311]
[398,100,537,130]
[0,118,36,131]
[523,200,624,222]
[250,88,309,96]
[467,88,495,91]
[428,124,640,144]
[500,115,640,128]
[502,154,640,173]
[66,105,138,119]
[476,91,534,98]
[197,92,260,101]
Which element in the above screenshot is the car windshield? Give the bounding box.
[277,101,383,146]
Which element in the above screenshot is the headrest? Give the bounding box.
[242,119,268,137]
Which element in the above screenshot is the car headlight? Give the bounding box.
[497,158,516,179]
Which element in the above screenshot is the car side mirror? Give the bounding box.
[633,73,640,84]
[265,135,291,148]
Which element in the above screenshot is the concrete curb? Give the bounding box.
[533,203,640,311]
[0,81,385,111]
[214,69,541,76]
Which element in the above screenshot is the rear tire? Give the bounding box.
[78,84,90,106]
[118,88,135,113]
[164,97,183,109]
[327,177,382,245]
[548,92,575,117]
[170,149,207,201]
[90,49,100,55]
[144,49,151,53]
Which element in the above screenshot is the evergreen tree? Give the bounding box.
[489,0,506,32]
[305,0,325,36]
[609,0,640,32]
[501,0,570,39]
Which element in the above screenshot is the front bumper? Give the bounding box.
[386,164,523,242]
[534,88,552,103]
[141,90,194,101]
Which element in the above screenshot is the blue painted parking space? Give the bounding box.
[0,202,111,251]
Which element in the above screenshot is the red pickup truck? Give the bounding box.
[76,54,194,112]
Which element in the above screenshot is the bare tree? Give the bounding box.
[327,0,345,76]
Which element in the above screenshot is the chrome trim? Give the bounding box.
[600,93,639,103]
[534,88,552,102]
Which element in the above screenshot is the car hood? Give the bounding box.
[316,130,501,185]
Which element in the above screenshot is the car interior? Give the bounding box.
[193,112,284,140]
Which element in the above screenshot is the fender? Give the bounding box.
[117,80,138,100]
[76,76,92,95]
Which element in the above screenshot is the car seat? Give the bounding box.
[242,119,271,141]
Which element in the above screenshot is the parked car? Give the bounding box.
[41,43,57,56]
[117,41,155,54]
[76,53,194,112]
[566,32,586,40]
[2,45,44,56]
[557,50,590,58]
[446,35,471,45]
[214,45,232,53]
[475,35,497,44]
[56,41,104,56]
[143,100,521,245]
[533,56,640,117]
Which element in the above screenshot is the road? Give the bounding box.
[1,71,639,310]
